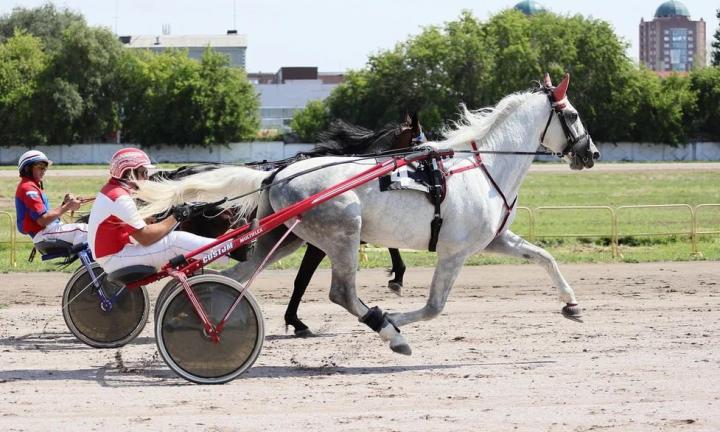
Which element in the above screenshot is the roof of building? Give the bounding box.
[123,34,247,48]
[654,1,690,18]
[513,1,547,15]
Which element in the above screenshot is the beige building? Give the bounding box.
[639,1,706,73]
[119,31,247,69]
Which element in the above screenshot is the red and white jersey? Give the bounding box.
[88,179,146,262]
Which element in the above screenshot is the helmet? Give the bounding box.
[109,147,155,179]
[18,150,52,175]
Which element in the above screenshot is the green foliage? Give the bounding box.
[688,67,720,140]
[0,5,258,147]
[325,9,713,144]
[194,49,260,145]
[0,31,46,145]
[119,48,259,146]
[35,23,125,144]
[290,100,329,142]
[623,69,696,144]
[712,9,720,67]
[0,3,85,53]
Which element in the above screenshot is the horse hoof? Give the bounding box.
[294,328,313,338]
[562,303,583,322]
[387,281,403,296]
[390,338,412,356]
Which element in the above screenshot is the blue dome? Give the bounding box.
[655,1,690,18]
[513,1,547,16]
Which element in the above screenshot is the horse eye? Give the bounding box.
[564,111,578,123]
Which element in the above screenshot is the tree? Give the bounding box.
[712,9,720,66]
[689,67,720,140]
[325,9,642,142]
[0,31,47,145]
[34,22,125,144]
[291,100,329,142]
[119,48,259,146]
[193,49,260,145]
[0,4,85,54]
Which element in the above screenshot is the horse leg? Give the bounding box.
[385,253,467,327]
[387,248,405,296]
[485,230,581,319]
[285,243,326,337]
[326,242,412,355]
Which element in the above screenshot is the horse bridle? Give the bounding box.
[538,88,589,157]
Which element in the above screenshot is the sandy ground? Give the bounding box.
[0,262,718,431]
[1,162,719,178]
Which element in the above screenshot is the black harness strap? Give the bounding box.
[427,156,445,252]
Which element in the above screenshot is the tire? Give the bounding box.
[62,262,150,348]
[155,274,264,384]
[154,268,220,323]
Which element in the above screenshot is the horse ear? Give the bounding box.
[552,73,570,102]
[543,73,553,88]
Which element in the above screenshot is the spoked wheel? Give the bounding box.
[154,268,220,323]
[156,274,264,384]
[62,262,150,348]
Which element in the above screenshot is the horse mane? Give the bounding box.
[439,90,539,149]
[309,120,399,156]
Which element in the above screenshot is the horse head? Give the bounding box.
[394,112,425,150]
[540,73,600,170]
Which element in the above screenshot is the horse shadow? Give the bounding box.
[0,332,155,352]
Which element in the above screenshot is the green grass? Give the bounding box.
[0,164,719,272]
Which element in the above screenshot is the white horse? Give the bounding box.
[136,74,599,355]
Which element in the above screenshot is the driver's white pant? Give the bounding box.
[33,222,88,246]
[96,231,226,274]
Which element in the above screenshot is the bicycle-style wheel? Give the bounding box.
[62,262,150,348]
[156,274,264,384]
[154,268,220,322]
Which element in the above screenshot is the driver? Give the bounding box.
[87,147,223,274]
[15,150,88,247]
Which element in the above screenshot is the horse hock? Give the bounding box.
[360,306,412,355]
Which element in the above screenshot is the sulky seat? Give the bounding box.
[106,265,157,285]
[34,239,74,256]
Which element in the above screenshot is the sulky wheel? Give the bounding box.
[155,274,264,384]
[154,268,220,323]
[62,262,150,348]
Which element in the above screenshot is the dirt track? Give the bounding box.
[0,262,719,431]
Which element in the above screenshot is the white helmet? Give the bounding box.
[18,150,52,174]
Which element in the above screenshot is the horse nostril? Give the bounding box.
[593,151,600,160]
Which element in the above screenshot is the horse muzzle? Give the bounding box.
[569,136,600,170]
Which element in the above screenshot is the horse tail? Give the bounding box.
[135,166,271,221]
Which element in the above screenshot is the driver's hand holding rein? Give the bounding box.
[87,148,225,274]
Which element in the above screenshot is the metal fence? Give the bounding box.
[2,204,719,267]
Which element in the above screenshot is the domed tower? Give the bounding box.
[513,1,547,16]
[639,1,706,73]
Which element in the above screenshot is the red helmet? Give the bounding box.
[109,147,155,179]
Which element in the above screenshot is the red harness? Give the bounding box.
[444,141,517,237]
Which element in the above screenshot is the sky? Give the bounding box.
[1,0,718,72]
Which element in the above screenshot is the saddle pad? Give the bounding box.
[379,165,430,194]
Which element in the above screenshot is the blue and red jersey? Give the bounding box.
[15,176,56,237]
